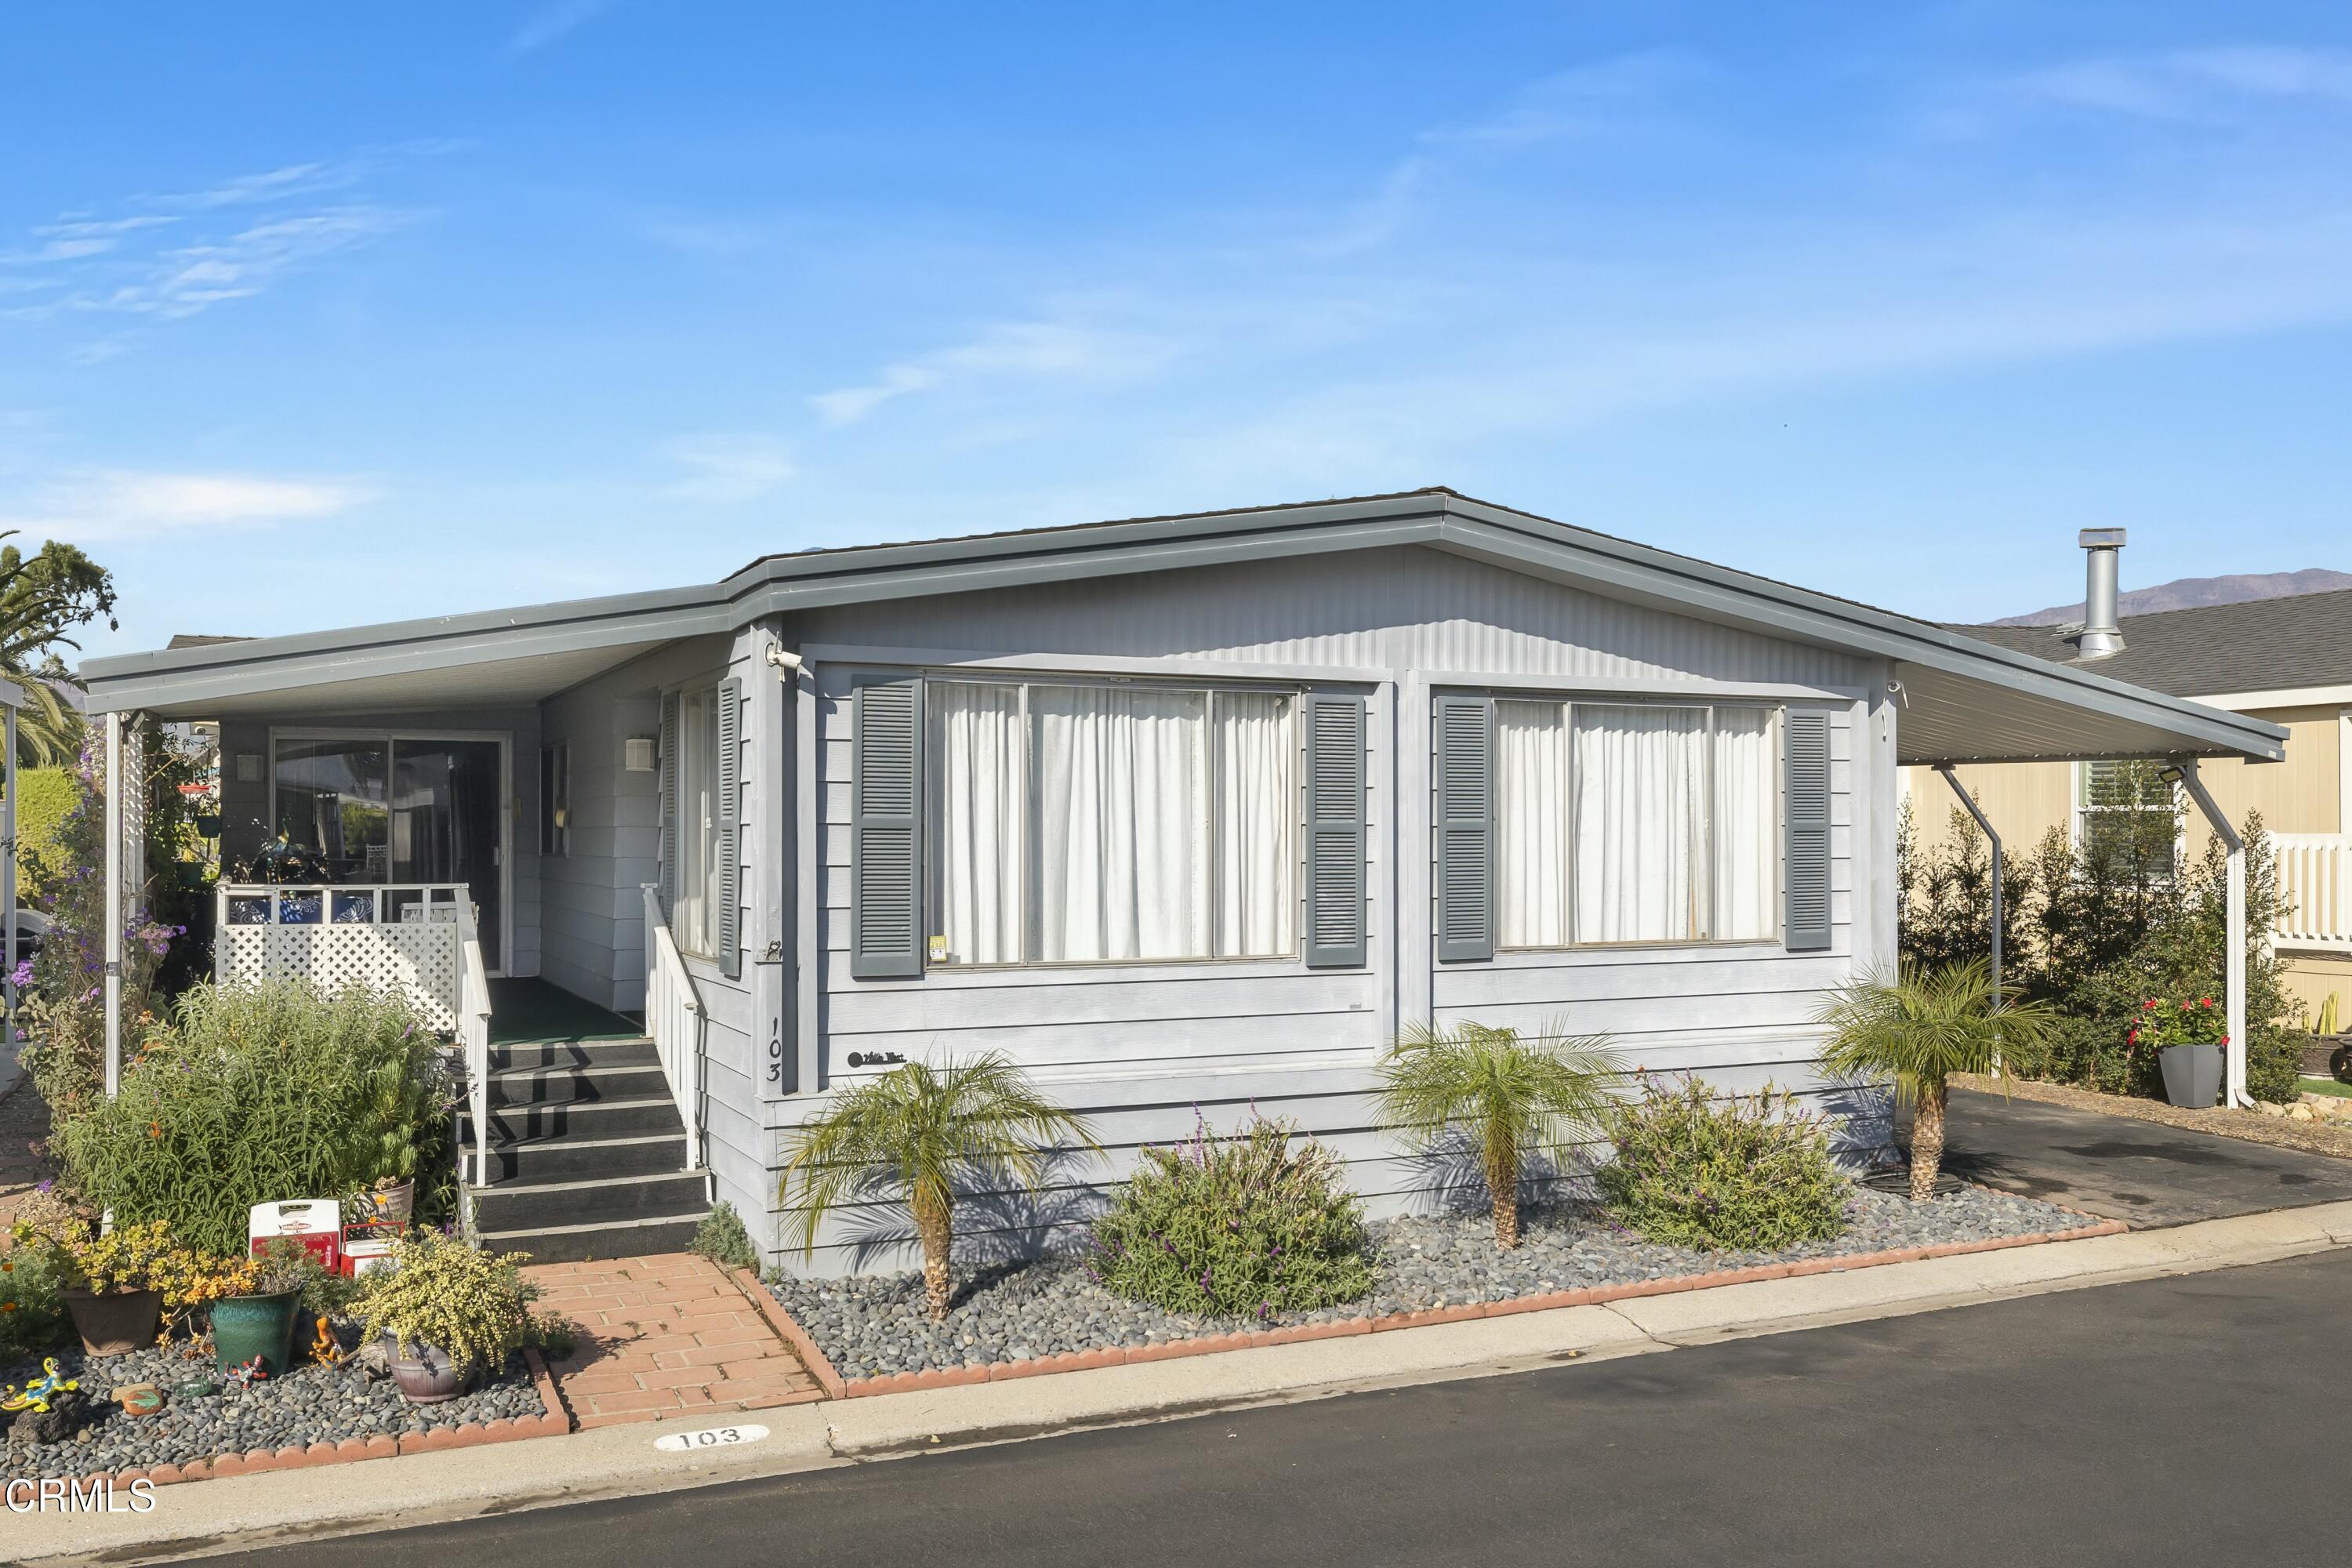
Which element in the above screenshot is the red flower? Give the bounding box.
[2221,1035,2230,1046]
[2143,1000,2158,1011]
[2200,997,2213,1008]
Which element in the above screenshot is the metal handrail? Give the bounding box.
[641,884,705,1171]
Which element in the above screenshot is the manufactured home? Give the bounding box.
[80,490,2285,1272]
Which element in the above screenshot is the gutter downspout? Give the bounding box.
[2176,758,2250,1109]
[1934,765,2002,1004]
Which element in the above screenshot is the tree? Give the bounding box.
[0,535,118,767]
[1816,960,2061,1200]
[1374,1021,1623,1249]
[779,1055,1098,1319]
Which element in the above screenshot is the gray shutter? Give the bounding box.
[1301,694,1367,968]
[1784,710,1832,952]
[658,692,679,916]
[1433,694,1494,963]
[715,677,742,979]
[851,675,924,979]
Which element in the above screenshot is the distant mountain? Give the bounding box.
[1994,568,2352,626]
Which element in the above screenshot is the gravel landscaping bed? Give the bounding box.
[770,1185,2104,1381]
[0,1337,543,1479]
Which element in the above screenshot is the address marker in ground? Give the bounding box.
[654,1424,770,1454]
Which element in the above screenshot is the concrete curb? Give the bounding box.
[15,1200,2350,1566]
[762,1205,2129,1399]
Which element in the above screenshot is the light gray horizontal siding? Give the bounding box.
[764,543,1896,1278]
[794,546,1870,689]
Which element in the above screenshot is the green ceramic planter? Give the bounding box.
[212,1289,303,1377]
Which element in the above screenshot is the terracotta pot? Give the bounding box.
[61,1288,163,1357]
[381,1337,476,1404]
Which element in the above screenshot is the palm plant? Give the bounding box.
[779,1054,1098,1319]
[1374,1021,1624,1250]
[1815,959,2060,1201]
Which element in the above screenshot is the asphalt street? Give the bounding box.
[235,1246,2352,1568]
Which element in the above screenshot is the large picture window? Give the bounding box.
[925,680,1298,965]
[1494,700,1779,948]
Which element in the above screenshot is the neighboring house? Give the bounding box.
[1908,539,2352,1022]
[78,490,2284,1275]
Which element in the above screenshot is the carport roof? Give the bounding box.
[80,488,2285,765]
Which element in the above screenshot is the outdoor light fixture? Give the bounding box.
[623,735,658,771]
[235,753,265,783]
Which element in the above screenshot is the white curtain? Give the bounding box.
[1573,705,1706,943]
[929,684,1025,964]
[1496,701,1570,947]
[1711,709,1777,940]
[1214,692,1294,957]
[1035,686,1209,961]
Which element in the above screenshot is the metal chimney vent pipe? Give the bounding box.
[2078,528,2127,658]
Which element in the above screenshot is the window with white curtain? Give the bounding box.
[673,685,724,957]
[925,680,1297,965]
[1495,699,1780,948]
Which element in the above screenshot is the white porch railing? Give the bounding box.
[2274,833,2352,953]
[456,900,495,1189]
[641,884,704,1171]
[216,883,474,1030]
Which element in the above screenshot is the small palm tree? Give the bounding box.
[780,1054,1098,1319]
[1374,1021,1624,1250]
[1816,959,2060,1201]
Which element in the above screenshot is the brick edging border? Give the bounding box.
[759,1206,2129,1399]
[42,1343,573,1492]
[728,1265,848,1399]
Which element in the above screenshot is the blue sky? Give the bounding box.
[6,3,2352,663]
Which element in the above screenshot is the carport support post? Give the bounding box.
[1933,765,2002,1001]
[103,710,124,1097]
[2177,758,2249,1109]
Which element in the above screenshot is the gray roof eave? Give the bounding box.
[74,488,2288,762]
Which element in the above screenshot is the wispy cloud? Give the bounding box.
[508,0,618,56]
[811,319,1181,426]
[662,434,795,502]
[2009,45,2352,122]
[0,470,375,543]
[2,146,447,334]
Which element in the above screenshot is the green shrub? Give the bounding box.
[12,765,76,907]
[355,1230,538,1374]
[53,979,455,1257]
[691,1202,759,1271]
[1090,1114,1373,1319]
[0,1239,68,1359]
[1599,1076,1850,1252]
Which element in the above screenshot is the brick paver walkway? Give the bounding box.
[523,1252,822,1428]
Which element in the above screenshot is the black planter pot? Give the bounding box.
[2159,1043,2224,1109]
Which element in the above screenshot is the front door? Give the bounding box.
[272,731,508,972]
[391,739,504,972]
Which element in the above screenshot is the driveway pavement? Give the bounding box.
[228,1247,2352,1568]
[1944,1087,2352,1226]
